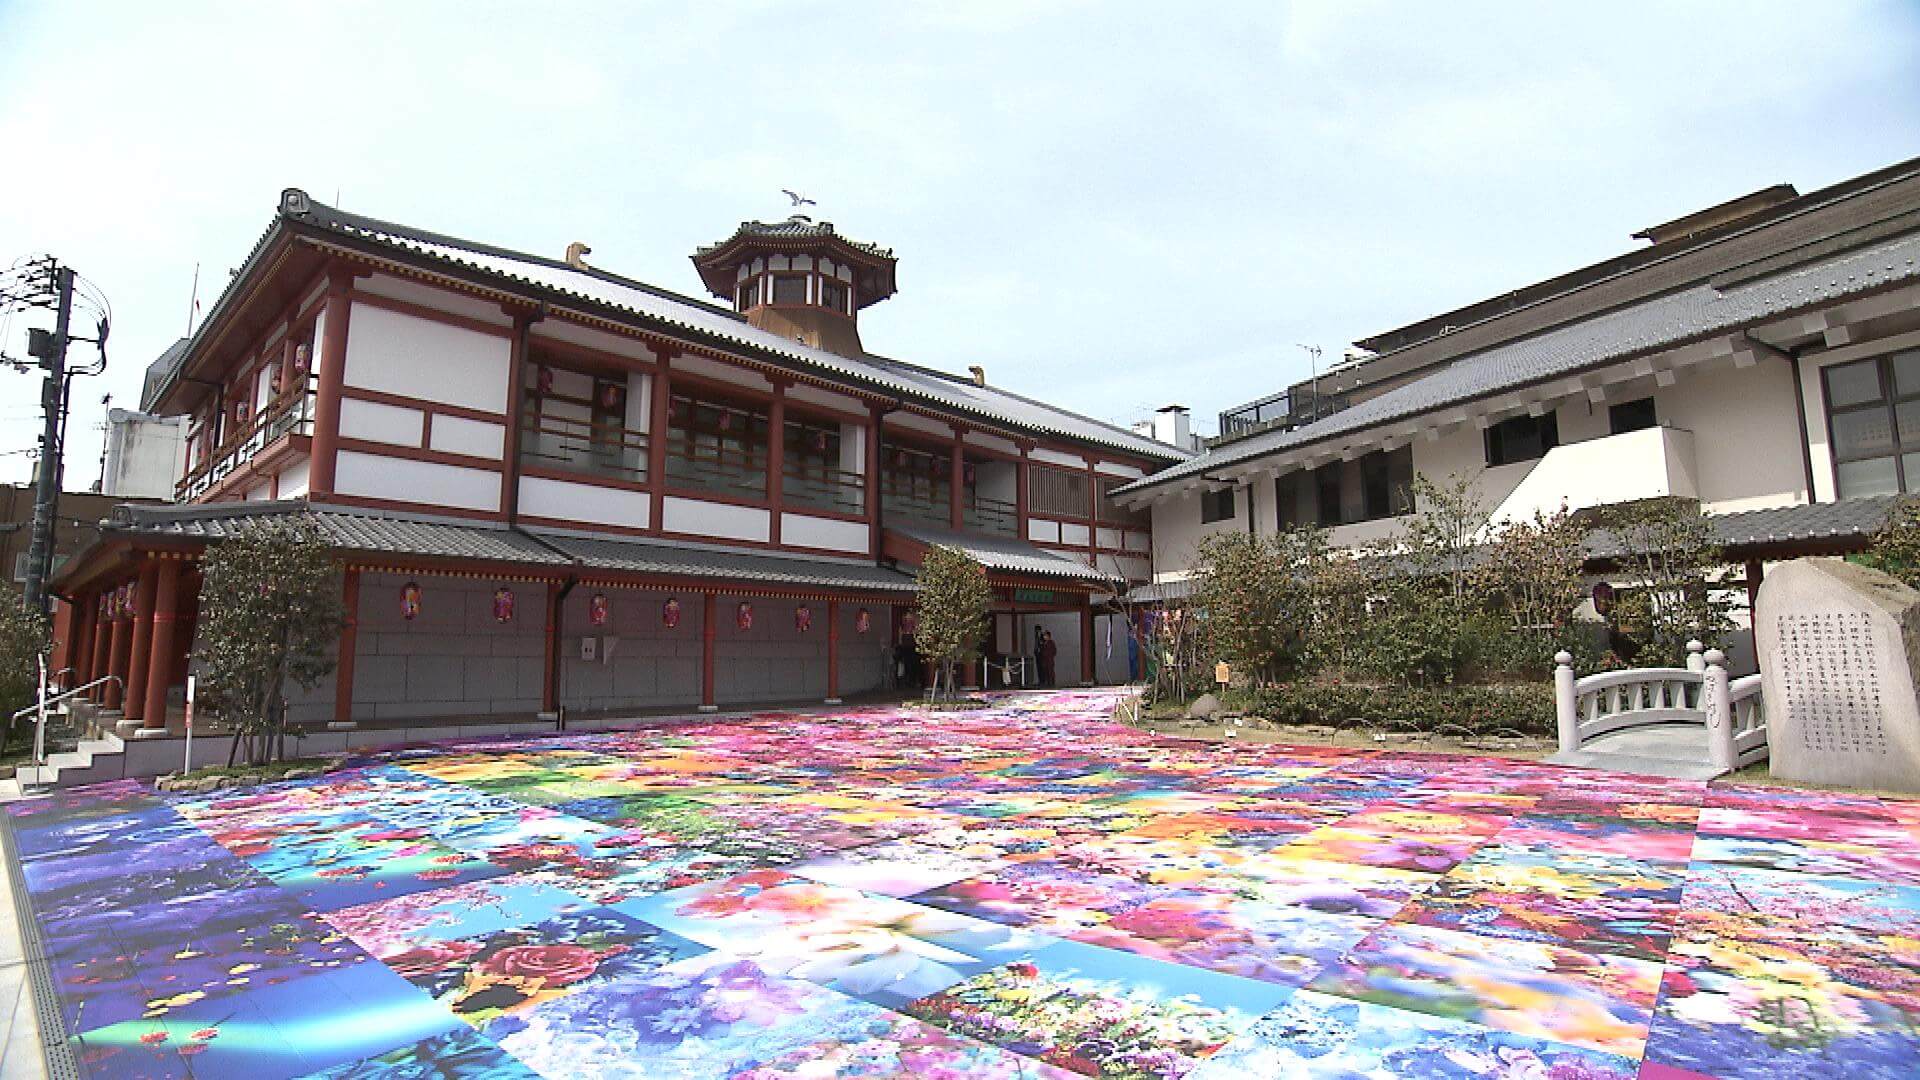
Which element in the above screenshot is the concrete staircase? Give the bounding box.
[1,702,135,797]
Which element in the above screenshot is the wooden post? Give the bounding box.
[648,366,671,531]
[124,561,160,725]
[825,599,842,704]
[68,590,94,689]
[88,594,111,702]
[307,270,355,498]
[950,428,966,530]
[105,589,133,710]
[543,580,562,714]
[865,405,883,557]
[1080,601,1095,686]
[1554,650,1578,753]
[334,568,360,727]
[501,310,537,521]
[142,560,182,731]
[700,592,718,711]
[1015,445,1030,535]
[767,385,786,544]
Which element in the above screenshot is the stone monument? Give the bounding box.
[1755,557,1920,792]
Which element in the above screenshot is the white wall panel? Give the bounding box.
[339,398,423,447]
[1061,522,1091,546]
[430,416,506,460]
[520,476,651,529]
[279,460,310,500]
[663,496,771,543]
[787,383,864,414]
[887,412,953,439]
[336,449,500,512]
[1094,461,1145,479]
[343,303,511,414]
[1028,518,1061,544]
[1030,447,1088,469]
[964,431,1020,455]
[781,513,868,553]
[672,353,772,392]
[359,273,513,327]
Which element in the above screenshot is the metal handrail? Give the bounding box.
[9,675,122,724]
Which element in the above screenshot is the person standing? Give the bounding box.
[1037,629,1058,687]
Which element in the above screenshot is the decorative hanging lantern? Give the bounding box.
[794,604,813,633]
[814,430,828,452]
[855,608,872,635]
[493,587,516,623]
[900,612,918,637]
[963,464,976,485]
[894,449,908,468]
[536,366,554,396]
[588,593,610,627]
[662,596,682,629]
[736,601,754,631]
[599,381,626,412]
[293,343,311,374]
[400,581,423,621]
[718,411,733,432]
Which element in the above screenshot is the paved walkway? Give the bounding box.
[6,690,1920,1078]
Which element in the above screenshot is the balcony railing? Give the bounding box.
[177,375,316,501]
[882,488,952,530]
[521,413,649,484]
[783,464,865,515]
[665,446,768,499]
[963,493,1018,536]
[1491,424,1698,524]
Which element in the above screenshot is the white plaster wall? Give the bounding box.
[531,320,657,362]
[520,476,651,529]
[965,431,1020,455]
[663,496,771,543]
[781,513,869,553]
[336,450,501,512]
[339,398,423,447]
[787,383,864,414]
[246,482,272,502]
[1148,488,1247,580]
[343,303,512,414]
[430,416,507,460]
[1095,461,1146,480]
[359,273,515,329]
[1061,522,1091,547]
[1030,447,1089,470]
[887,412,955,439]
[279,460,311,500]
[1659,355,1807,512]
[672,353,772,392]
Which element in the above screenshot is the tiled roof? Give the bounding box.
[269,193,1181,464]
[697,217,894,260]
[110,502,573,565]
[887,523,1113,584]
[534,531,915,593]
[104,502,917,592]
[1120,230,1920,497]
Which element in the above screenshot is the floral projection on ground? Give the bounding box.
[10,689,1920,1078]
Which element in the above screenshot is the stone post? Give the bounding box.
[1704,648,1734,773]
[1685,639,1705,673]
[1553,650,1579,753]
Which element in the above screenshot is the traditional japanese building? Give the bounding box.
[51,190,1184,734]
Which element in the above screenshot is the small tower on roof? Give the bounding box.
[692,216,897,358]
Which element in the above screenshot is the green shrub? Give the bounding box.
[1250,680,1556,737]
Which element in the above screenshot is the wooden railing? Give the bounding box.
[783,464,865,515]
[521,413,649,483]
[177,375,316,501]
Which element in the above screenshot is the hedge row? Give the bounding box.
[1249,681,1556,737]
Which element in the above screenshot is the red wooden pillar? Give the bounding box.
[67,591,94,689]
[334,568,360,726]
[865,405,883,557]
[124,561,160,725]
[542,581,562,714]
[826,599,841,703]
[307,270,355,498]
[700,592,717,710]
[88,594,111,702]
[1080,601,1095,686]
[1015,445,1031,534]
[500,309,540,522]
[949,428,966,530]
[648,366,671,532]
[142,560,182,731]
[105,589,133,710]
[767,385,786,545]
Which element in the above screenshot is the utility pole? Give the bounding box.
[23,266,73,613]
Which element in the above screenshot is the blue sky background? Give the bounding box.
[2,1,1917,487]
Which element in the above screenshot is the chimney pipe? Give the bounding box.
[564,242,592,270]
[968,365,986,387]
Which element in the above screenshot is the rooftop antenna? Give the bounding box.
[186,263,200,336]
[1297,344,1322,421]
[92,392,112,493]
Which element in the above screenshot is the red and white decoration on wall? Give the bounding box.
[492,588,515,623]
[589,593,610,627]
[794,604,813,633]
[855,608,872,635]
[536,365,554,396]
[662,597,682,629]
[400,582,423,621]
[736,601,754,631]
